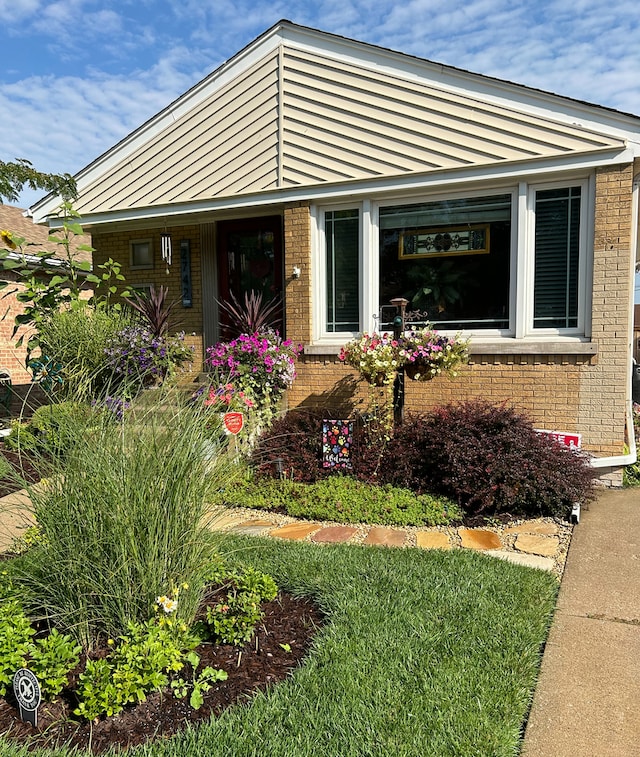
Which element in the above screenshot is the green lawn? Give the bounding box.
[1,536,558,757]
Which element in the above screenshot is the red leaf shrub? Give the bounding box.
[384,400,596,519]
[251,408,387,483]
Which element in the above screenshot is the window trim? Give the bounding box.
[524,177,592,338]
[313,202,364,343]
[312,175,592,346]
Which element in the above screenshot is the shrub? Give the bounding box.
[216,475,462,527]
[5,401,93,456]
[385,400,595,519]
[251,407,330,482]
[201,566,278,646]
[0,596,34,695]
[35,303,134,399]
[251,407,388,484]
[74,616,202,720]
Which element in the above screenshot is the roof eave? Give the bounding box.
[58,145,634,231]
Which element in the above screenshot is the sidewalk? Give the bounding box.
[521,487,640,757]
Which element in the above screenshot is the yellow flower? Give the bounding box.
[0,230,17,250]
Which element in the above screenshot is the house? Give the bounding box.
[0,204,92,411]
[29,20,640,483]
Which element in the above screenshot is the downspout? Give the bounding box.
[590,170,640,470]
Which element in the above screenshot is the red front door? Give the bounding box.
[216,216,283,337]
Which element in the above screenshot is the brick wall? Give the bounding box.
[283,203,313,345]
[283,166,635,459]
[92,225,204,382]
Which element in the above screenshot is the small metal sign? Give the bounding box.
[223,411,244,435]
[13,668,41,728]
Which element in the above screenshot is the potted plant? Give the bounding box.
[339,332,401,386]
[398,327,469,381]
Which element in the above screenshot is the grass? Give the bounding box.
[1,535,558,756]
[215,474,464,526]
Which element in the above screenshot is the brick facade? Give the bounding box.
[92,225,205,382]
[90,162,635,461]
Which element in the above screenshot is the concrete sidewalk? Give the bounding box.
[521,487,640,757]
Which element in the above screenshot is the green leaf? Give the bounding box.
[84,274,101,284]
[190,688,204,710]
[1,260,22,270]
[65,223,84,236]
[76,244,95,254]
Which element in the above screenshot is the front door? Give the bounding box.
[216,216,283,337]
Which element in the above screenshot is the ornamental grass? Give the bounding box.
[7,385,231,650]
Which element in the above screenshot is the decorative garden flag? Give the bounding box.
[322,420,353,469]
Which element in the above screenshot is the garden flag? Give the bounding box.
[322,420,353,469]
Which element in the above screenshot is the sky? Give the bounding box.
[2,0,639,210]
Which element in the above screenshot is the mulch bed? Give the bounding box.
[0,591,322,754]
[0,448,41,499]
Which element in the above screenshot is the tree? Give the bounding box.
[0,158,76,204]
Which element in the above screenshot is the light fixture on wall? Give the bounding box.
[292,265,301,279]
[161,231,172,268]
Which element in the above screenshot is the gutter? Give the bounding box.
[591,171,640,470]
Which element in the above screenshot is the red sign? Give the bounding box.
[536,430,582,450]
[223,412,244,435]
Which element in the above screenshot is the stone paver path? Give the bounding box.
[215,507,573,576]
[0,489,572,576]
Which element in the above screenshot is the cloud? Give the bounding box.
[0,0,40,23]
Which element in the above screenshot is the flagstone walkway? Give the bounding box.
[0,488,572,577]
[209,507,573,577]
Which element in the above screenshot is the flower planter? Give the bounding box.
[404,363,435,381]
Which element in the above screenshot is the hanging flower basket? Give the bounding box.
[339,332,400,386]
[404,362,435,381]
[398,328,470,380]
[339,327,468,385]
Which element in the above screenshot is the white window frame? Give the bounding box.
[130,239,154,270]
[312,175,592,344]
[522,176,593,338]
[312,202,365,343]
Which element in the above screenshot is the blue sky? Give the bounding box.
[2,0,639,211]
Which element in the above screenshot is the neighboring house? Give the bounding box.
[30,21,640,483]
[0,204,91,406]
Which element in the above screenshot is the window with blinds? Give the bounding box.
[325,209,360,333]
[533,186,581,329]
